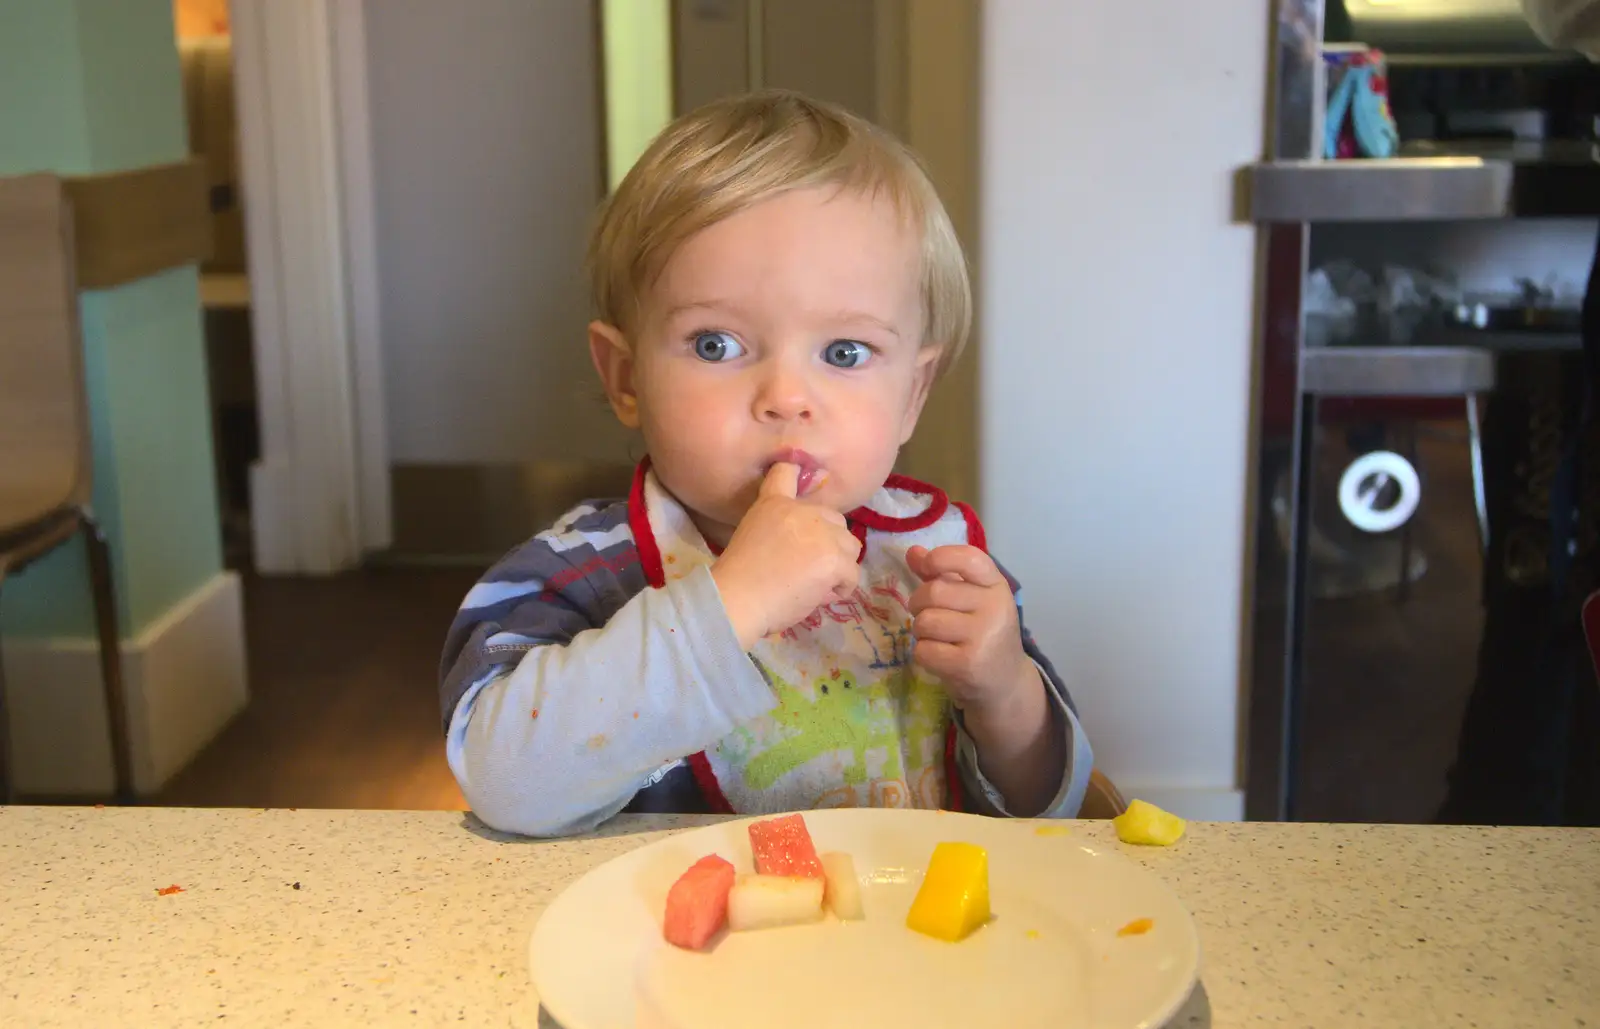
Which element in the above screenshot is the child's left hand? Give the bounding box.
[904,545,1038,715]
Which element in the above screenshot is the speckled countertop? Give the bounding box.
[0,808,1595,1027]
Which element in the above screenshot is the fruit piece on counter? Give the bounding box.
[727,874,826,931]
[1112,799,1187,846]
[662,854,737,951]
[748,813,824,878]
[905,842,990,943]
[819,852,863,920]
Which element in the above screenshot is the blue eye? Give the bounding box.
[692,331,745,362]
[823,340,872,369]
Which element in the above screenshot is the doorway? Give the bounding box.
[174,0,259,570]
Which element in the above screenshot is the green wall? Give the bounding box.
[601,0,674,190]
[0,0,223,639]
[0,2,93,174]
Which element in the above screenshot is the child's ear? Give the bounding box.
[589,321,641,428]
[898,346,945,444]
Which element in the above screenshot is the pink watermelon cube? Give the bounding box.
[662,854,736,951]
[748,814,824,879]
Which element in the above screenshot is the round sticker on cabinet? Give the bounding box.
[1337,450,1420,534]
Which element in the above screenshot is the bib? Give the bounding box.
[627,462,979,815]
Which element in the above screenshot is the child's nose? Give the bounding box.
[754,364,814,423]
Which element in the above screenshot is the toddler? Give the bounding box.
[440,90,1093,836]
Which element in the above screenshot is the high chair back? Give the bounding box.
[1077,769,1129,820]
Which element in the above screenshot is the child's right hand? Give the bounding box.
[712,462,863,649]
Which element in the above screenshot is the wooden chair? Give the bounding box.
[0,173,134,805]
[1077,768,1129,820]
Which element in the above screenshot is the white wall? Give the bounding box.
[363,0,631,466]
[980,1,1268,820]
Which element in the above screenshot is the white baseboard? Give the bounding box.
[2,571,248,796]
[1122,786,1246,822]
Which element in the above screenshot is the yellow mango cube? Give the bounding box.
[905,842,990,942]
[1112,799,1186,846]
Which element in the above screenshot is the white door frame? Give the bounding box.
[231,0,390,574]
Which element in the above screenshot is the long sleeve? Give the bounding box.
[954,560,1094,818]
[438,501,776,837]
[447,565,775,837]
[1522,0,1600,57]
[441,497,1098,831]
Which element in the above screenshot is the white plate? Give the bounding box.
[530,809,1200,1029]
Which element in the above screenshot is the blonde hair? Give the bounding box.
[587,90,971,373]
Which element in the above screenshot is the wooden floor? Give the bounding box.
[154,566,480,811]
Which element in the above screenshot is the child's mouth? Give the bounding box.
[767,447,824,497]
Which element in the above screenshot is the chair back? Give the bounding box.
[0,173,90,536]
[1077,768,1129,820]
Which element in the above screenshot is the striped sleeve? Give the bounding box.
[438,500,776,837]
[438,501,646,728]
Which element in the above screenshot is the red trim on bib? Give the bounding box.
[848,474,949,533]
[943,722,963,812]
[628,459,666,588]
[630,461,736,813]
[849,519,868,558]
[688,752,735,814]
[954,500,986,552]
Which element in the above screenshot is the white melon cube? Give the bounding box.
[726,874,825,932]
[819,852,864,920]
